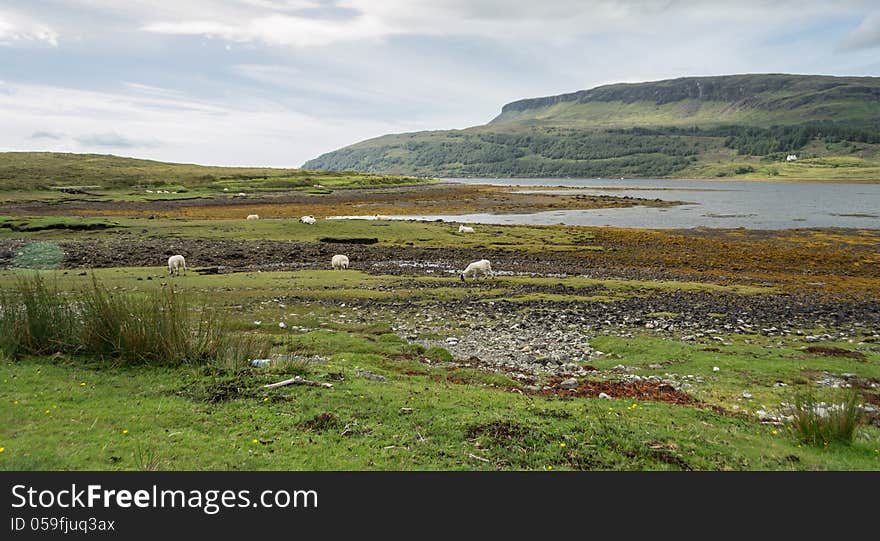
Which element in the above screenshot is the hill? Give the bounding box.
[0,152,425,192]
[303,74,880,179]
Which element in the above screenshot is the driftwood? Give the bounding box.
[263,376,333,389]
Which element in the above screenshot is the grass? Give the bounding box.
[0,266,877,470]
[0,274,270,366]
[1,352,877,471]
[0,152,430,192]
[789,389,865,446]
[1,182,878,469]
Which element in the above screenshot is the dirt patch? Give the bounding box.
[465,420,536,443]
[804,346,866,360]
[177,373,261,403]
[535,377,701,406]
[0,221,116,232]
[319,237,378,244]
[298,412,341,432]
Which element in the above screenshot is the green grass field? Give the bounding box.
[1,267,877,470]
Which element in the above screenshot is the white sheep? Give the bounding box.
[246,214,260,220]
[460,259,492,281]
[167,254,187,276]
[300,215,317,225]
[458,225,475,233]
[331,254,350,270]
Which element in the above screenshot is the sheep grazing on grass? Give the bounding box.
[460,259,492,281]
[331,254,350,270]
[246,214,260,220]
[458,225,475,233]
[300,215,317,225]
[167,254,187,276]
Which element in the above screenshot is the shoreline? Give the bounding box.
[440,176,880,185]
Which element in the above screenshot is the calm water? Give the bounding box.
[389,178,880,229]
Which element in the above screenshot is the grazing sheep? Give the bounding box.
[246,214,260,220]
[167,254,187,276]
[460,259,492,281]
[458,225,475,233]
[331,254,350,270]
[300,215,317,225]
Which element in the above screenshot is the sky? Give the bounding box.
[1,0,880,168]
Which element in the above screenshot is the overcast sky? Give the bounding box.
[1,0,879,167]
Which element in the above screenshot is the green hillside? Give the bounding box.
[0,152,425,192]
[304,74,880,179]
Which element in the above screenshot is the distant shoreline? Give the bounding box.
[439,176,880,185]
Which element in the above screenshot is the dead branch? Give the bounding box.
[263,376,333,389]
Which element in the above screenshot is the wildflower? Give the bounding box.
[547,465,553,470]
[559,442,566,448]
[252,439,259,444]
[0,447,4,454]
[80,382,87,387]
[263,397,269,402]
[122,429,129,435]
[44,410,50,414]
[771,430,778,436]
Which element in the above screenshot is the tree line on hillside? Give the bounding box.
[305,121,880,177]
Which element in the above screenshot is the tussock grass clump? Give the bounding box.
[0,274,79,358]
[0,274,270,366]
[788,389,864,446]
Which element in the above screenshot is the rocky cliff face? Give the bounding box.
[495,74,880,118]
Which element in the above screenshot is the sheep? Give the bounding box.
[300,215,317,225]
[246,214,260,220]
[460,259,492,281]
[331,254,350,270]
[458,225,475,233]
[167,254,187,276]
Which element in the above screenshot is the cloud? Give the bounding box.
[135,0,869,48]
[843,13,880,50]
[74,132,161,148]
[0,81,428,166]
[30,130,65,140]
[0,9,58,46]
[2,1,879,168]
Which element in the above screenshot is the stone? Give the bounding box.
[355,369,387,382]
[559,378,579,390]
[598,392,612,400]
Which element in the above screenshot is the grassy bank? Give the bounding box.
[0,267,878,470]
